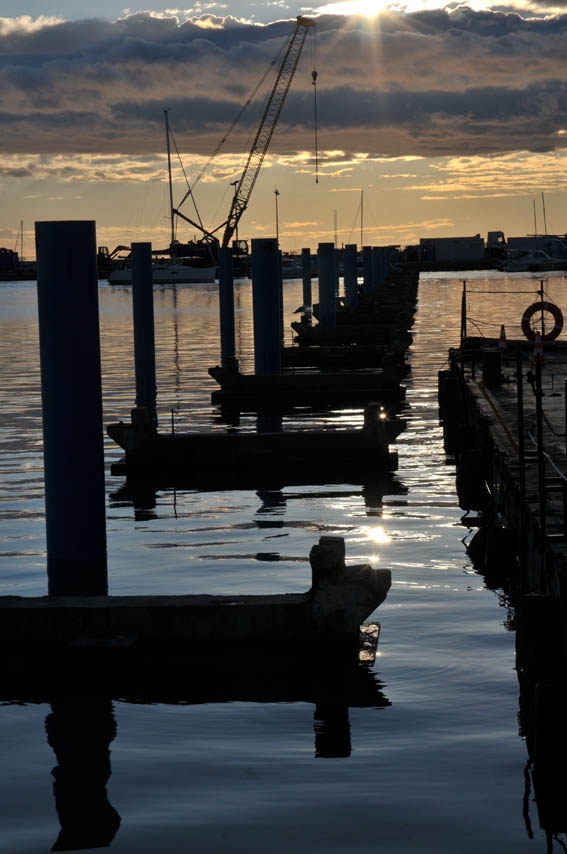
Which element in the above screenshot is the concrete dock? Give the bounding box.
[438,335,567,815]
[439,336,567,593]
[0,536,390,671]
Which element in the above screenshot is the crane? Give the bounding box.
[219,16,315,248]
[172,16,316,257]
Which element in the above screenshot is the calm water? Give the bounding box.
[1,271,566,853]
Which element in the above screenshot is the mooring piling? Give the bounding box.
[131,242,157,424]
[301,247,312,321]
[362,246,372,294]
[35,220,108,596]
[218,246,237,369]
[251,238,282,375]
[343,243,358,308]
[317,242,337,327]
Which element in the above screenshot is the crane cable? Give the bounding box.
[176,41,288,213]
[311,26,319,184]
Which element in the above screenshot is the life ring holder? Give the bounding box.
[521,300,563,341]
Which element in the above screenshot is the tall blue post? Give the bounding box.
[251,238,281,375]
[343,243,358,308]
[371,246,386,289]
[362,246,372,294]
[35,220,107,596]
[318,242,337,327]
[131,242,157,424]
[383,245,393,279]
[218,247,237,370]
[301,247,312,322]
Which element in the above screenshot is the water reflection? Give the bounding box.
[45,700,120,850]
[109,474,407,519]
[12,662,390,848]
[465,519,567,845]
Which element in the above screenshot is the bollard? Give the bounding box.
[131,242,157,425]
[343,243,358,308]
[35,220,107,595]
[318,242,336,327]
[218,247,237,370]
[251,238,282,375]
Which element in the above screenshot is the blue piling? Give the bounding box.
[251,238,281,375]
[318,242,337,327]
[362,246,372,294]
[218,247,237,369]
[35,220,107,596]
[343,243,358,308]
[301,248,312,322]
[131,242,157,424]
[371,246,385,289]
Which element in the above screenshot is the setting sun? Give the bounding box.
[315,0,386,17]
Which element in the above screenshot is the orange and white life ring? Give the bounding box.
[521,301,563,341]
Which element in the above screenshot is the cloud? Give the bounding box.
[0,7,566,177]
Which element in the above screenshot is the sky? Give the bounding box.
[1,0,567,257]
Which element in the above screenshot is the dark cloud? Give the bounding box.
[0,9,566,160]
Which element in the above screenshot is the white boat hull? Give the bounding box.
[108,264,216,285]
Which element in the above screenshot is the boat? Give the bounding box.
[280,253,305,279]
[107,257,216,285]
[503,248,567,273]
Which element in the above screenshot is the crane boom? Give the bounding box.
[220,16,315,249]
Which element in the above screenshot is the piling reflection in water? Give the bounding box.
[45,700,120,851]
[19,664,390,847]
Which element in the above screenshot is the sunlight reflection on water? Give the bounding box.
[2,272,565,852]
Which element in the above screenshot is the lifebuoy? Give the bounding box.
[521,301,563,341]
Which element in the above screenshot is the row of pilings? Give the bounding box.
[33,222,417,602]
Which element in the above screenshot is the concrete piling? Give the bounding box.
[218,247,237,369]
[35,220,108,596]
[131,242,157,424]
[301,247,312,322]
[343,243,358,308]
[362,246,372,294]
[251,238,282,375]
[317,242,337,327]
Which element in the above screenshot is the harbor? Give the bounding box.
[3,260,567,851]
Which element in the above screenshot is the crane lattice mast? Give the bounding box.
[220,16,315,249]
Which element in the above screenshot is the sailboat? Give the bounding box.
[107,114,217,286]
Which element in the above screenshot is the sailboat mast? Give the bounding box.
[164,110,175,248]
[360,189,364,247]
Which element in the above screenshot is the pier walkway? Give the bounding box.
[439,336,567,594]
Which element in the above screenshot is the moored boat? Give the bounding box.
[503,248,567,273]
[107,259,216,285]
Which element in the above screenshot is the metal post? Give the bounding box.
[251,238,281,375]
[517,351,526,508]
[460,280,467,372]
[318,242,336,327]
[516,350,527,585]
[535,356,547,591]
[35,220,107,596]
[131,242,157,425]
[218,247,237,369]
